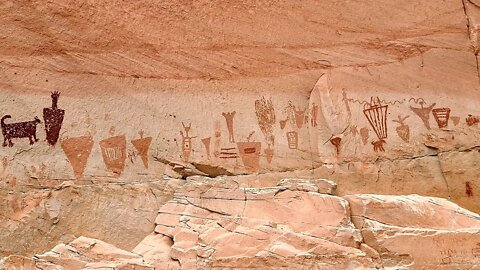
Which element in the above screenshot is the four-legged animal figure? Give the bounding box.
[1,115,41,147]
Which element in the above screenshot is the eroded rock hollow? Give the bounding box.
[1,0,480,269]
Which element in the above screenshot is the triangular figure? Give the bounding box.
[61,136,94,178]
[131,131,152,169]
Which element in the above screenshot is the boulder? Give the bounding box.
[345,194,480,269]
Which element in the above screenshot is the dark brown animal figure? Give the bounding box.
[1,115,41,147]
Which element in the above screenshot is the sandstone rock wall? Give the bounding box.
[3,177,480,269]
[1,0,480,262]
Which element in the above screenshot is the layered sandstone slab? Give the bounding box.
[345,194,480,269]
[1,0,480,266]
[0,0,479,216]
[152,176,371,269]
[0,178,182,257]
[3,178,480,269]
[1,237,154,270]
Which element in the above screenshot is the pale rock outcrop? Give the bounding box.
[464,0,480,54]
[35,236,150,269]
[0,1,480,266]
[152,176,373,269]
[0,0,479,213]
[1,237,153,270]
[0,178,182,257]
[132,234,180,269]
[3,178,480,269]
[345,194,480,269]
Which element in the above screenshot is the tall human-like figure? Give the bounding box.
[222,111,236,143]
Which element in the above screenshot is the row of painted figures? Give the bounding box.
[0,92,151,178]
[333,95,480,153]
[2,92,480,177]
[0,93,309,175]
[0,92,276,177]
[60,132,152,178]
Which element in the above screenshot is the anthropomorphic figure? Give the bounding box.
[222,111,236,143]
[180,122,197,162]
[310,103,318,127]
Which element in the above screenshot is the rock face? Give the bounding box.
[0,1,479,206]
[3,177,480,269]
[152,177,368,269]
[0,178,181,257]
[346,194,480,269]
[1,0,480,268]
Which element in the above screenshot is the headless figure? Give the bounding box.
[410,102,436,130]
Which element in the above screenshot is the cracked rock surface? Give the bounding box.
[2,177,480,269]
[0,178,182,257]
[1,1,480,269]
[0,0,479,213]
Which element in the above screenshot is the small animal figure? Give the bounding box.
[372,139,386,152]
[466,114,480,126]
[350,125,358,137]
[1,115,41,147]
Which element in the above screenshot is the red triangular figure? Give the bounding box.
[131,131,152,169]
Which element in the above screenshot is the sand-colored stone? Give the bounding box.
[0,0,480,268]
[132,234,180,269]
[28,236,152,269]
[277,178,337,194]
[0,0,478,202]
[3,178,480,269]
[0,179,179,257]
[150,177,375,268]
[345,194,480,269]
